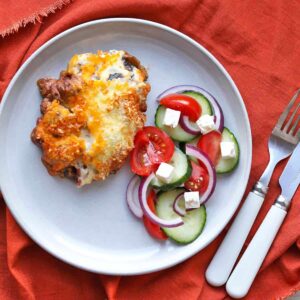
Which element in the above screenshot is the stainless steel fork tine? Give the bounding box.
[276,89,300,128]
[289,115,300,135]
[283,102,300,132]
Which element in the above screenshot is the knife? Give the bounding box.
[225,141,300,299]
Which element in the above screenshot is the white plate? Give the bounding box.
[0,18,252,275]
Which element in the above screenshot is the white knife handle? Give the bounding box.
[206,191,264,286]
[226,205,287,299]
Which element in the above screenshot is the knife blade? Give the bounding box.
[279,141,300,204]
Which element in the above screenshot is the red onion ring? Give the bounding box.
[157,85,224,132]
[126,175,143,218]
[179,115,201,135]
[173,192,186,217]
[138,173,184,228]
[185,144,217,204]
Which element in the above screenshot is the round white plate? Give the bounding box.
[0,18,251,275]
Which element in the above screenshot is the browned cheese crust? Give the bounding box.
[31,50,150,186]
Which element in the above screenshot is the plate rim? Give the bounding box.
[0,17,252,275]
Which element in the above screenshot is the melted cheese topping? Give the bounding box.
[34,50,150,186]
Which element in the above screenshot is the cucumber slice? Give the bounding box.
[155,105,196,142]
[151,147,192,191]
[181,91,213,116]
[155,91,212,142]
[216,127,240,174]
[156,189,206,244]
[178,141,186,153]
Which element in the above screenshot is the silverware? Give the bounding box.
[226,140,300,298]
[206,89,300,286]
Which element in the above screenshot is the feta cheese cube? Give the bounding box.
[184,191,200,209]
[220,141,236,159]
[163,108,181,128]
[196,115,216,134]
[155,162,174,183]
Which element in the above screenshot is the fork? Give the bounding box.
[205,89,300,287]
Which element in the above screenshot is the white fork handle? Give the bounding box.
[206,191,264,286]
[226,205,287,298]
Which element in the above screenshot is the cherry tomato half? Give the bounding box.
[130,126,175,176]
[184,161,209,193]
[141,127,174,164]
[130,143,157,176]
[197,131,222,166]
[143,190,168,240]
[160,93,201,122]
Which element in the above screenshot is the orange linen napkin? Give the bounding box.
[0,0,71,37]
[1,1,300,299]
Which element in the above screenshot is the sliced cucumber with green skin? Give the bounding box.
[151,147,192,191]
[216,127,240,174]
[181,91,213,116]
[178,141,186,153]
[155,91,213,142]
[155,105,196,142]
[156,189,207,244]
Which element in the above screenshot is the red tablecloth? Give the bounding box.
[0,1,300,299]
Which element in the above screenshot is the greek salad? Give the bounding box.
[126,85,240,244]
